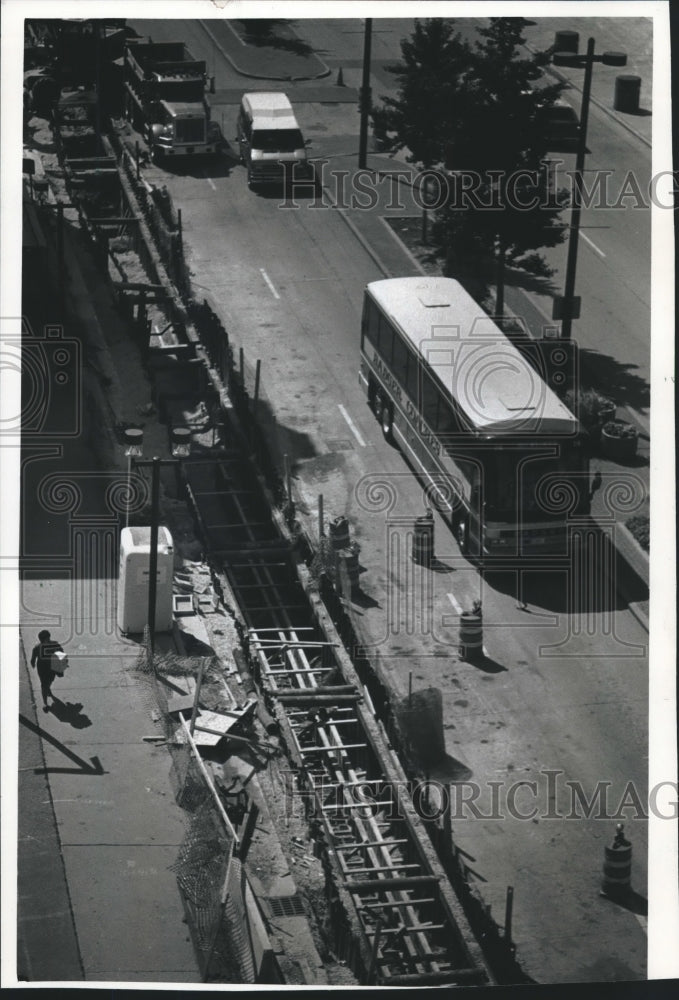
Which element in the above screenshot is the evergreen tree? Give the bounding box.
[371,19,472,169]
[372,17,570,308]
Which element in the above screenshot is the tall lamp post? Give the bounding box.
[358,18,373,170]
[123,427,144,530]
[133,430,191,653]
[552,38,626,340]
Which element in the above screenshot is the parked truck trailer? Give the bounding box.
[123,40,218,159]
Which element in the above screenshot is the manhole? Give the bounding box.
[326,439,354,452]
[268,894,305,918]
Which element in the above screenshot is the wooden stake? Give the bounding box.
[254,358,261,405]
[190,656,208,736]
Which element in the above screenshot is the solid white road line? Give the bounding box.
[581,231,607,258]
[634,913,648,935]
[260,268,280,299]
[446,592,463,615]
[338,404,366,447]
[205,176,217,191]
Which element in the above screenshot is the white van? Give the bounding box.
[236,92,313,187]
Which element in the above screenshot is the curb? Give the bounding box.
[199,19,332,84]
[613,521,650,632]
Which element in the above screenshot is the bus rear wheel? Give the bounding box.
[380,403,393,443]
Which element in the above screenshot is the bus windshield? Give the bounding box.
[252,128,304,152]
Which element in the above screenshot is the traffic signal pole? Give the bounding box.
[358,18,373,170]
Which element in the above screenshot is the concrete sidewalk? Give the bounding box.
[19,579,200,983]
[16,198,203,981]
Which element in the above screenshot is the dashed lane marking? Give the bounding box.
[205,176,217,191]
[260,269,280,299]
[338,404,366,447]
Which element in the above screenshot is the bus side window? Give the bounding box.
[405,353,418,399]
[361,302,369,346]
[378,315,394,364]
[421,371,439,428]
[391,334,410,389]
[437,396,459,434]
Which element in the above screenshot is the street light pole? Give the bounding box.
[133,444,190,654]
[358,18,373,170]
[560,37,595,342]
[147,456,161,651]
[123,427,144,530]
[553,38,626,340]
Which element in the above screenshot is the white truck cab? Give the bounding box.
[236,92,312,187]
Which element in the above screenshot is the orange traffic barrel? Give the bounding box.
[459,609,483,661]
[412,511,434,565]
[601,824,632,899]
[329,515,350,551]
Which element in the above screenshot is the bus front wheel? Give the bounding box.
[380,403,393,443]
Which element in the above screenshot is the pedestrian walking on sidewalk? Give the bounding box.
[589,469,603,503]
[30,630,65,712]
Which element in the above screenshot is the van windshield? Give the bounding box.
[252,128,304,152]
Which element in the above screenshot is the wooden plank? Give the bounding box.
[280,695,362,706]
[359,897,437,909]
[343,875,439,892]
[371,922,445,935]
[334,838,408,850]
[298,742,366,753]
[341,863,421,875]
[322,802,395,813]
[276,685,357,696]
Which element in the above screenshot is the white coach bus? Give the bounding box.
[359,277,590,558]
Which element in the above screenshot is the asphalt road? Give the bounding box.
[128,15,651,982]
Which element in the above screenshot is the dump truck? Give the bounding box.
[123,40,219,159]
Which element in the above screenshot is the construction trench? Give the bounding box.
[28,86,539,988]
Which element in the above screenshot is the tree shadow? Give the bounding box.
[578,347,650,412]
[48,697,92,728]
[237,21,313,57]
[502,264,561,297]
